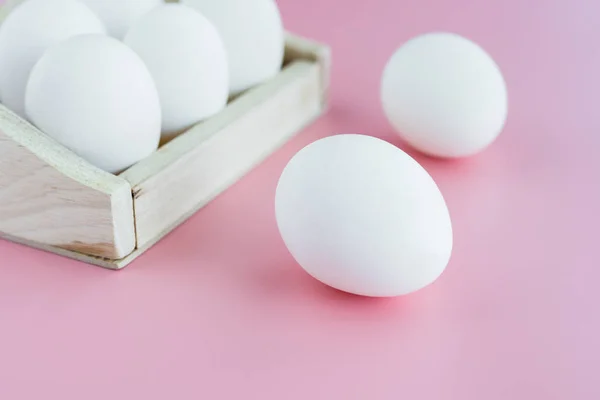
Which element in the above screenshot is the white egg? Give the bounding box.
[381,32,508,158]
[0,0,106,118]
[124,3,228,139]
[182,0,284,96]
[25,34,162,174]
[275,134,453,297]
[79,0,163,39]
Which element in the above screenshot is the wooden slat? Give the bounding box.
[0,105,136,259]
[121,59,323,248]
[2,234,126,270]
[284,33,331,104]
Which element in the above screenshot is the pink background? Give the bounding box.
[1,0,598,398]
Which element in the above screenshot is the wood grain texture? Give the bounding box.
[0,105,136,259]
[3,234,126,270]
[121,59,324,248]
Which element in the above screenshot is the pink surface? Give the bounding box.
[0,0,598,398]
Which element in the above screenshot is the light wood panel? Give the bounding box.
[121,59,323,248]
[0,105,136,260]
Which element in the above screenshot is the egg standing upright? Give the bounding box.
[182,0,285,96]
[25,34,162,174]
[0,0,106,118]
[124,3,229,140]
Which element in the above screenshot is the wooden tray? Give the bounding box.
[0,1,331,269]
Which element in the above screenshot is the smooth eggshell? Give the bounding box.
[275,134,453,297]
[25,34,162,174]
[79,0,163,39]
[124,3,228,138]
[381,32,508,158]
[182,0,284,96]
[0,0,106,118]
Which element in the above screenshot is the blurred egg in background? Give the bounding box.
[124,3,229,140]
[182,0,285,96]
[0,0,106,118]
[381,32,508,158]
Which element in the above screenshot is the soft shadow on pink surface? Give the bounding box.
[1,0,599,398]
